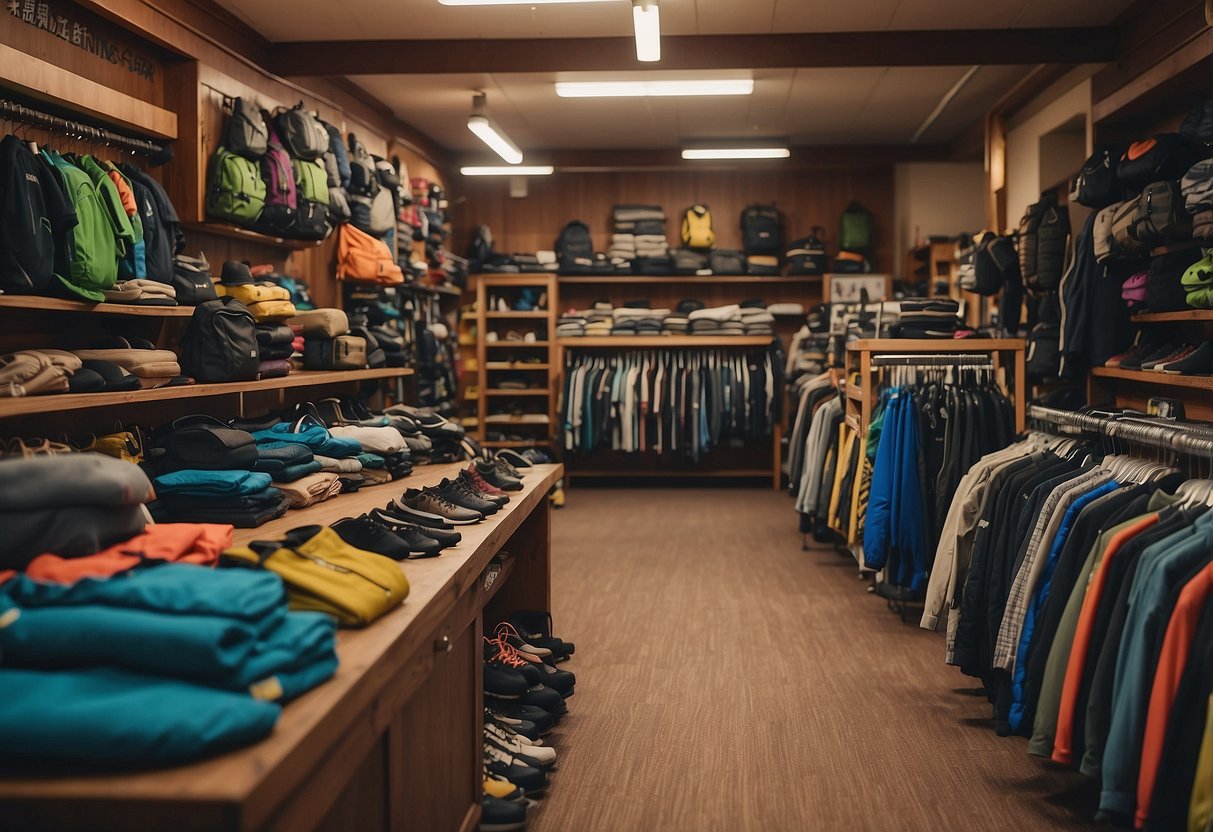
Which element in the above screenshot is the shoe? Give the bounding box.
[477,459,523,492]
[492,456,524,481]
[485,728,556,770]
[484,744,547,797]
[1121,342,1176,371]
[488,703,555,735]
[494,629,576,696]
[369,507,462,548]
[382,499,456,530]
[516,684,567,717]
[484,768,526,804]
[486,639,542,687]
[484,662,528,699]
[550,486,565,509]
[486,709,543,743]
[461,468,510,504]
[497,449,533,470]
[511,611,576,660]
[433,478,500,516]
[1162,341,1213,374]
[493,622,553,661]
[402,488,484,525]
[1142,344,1195,371]
[332,515,441,559]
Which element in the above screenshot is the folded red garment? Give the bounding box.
[21,523,233,583]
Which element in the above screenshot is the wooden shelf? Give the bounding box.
[557,275,823,285]
[484,389,548,396]
[845,383,863,402]
[1131,310,1213,323]
[1089,366,1213,390]
[0,368,413,419]
[480,439,539,448]
[483,415,550,425]
[485,341,549,348]
[559,336,774,348]
[182,222,326,250]
[847,338,1025,352]
[568,468,773,479]
[485,311,549,319]
[485,362,551,371]
[0,295,194,317]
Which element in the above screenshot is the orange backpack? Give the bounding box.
[337,223,404,285]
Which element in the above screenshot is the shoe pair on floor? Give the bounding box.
[1106,340,1213,374]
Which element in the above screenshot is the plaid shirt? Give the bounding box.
[993,468,1113,672]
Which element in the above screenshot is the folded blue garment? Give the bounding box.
[272,459,324,483]
[252,442,315,473]
[154,469,273,498]
[356,452,386,469]
[251,422,362,457]
[0,667,280,765]
[5,564,286,623]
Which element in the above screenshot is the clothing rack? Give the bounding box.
[1027,404,1213,459]
[0,97,169,157]
[871,354,996,367]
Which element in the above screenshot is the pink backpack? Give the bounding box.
[258,120,297,235]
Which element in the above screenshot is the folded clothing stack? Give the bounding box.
[0,349,78,397]
[214,261,297,322]
[71,337,182,389]
[103,278,178,306]
[740,302,776,336]
[613,205,669,273]
[663,298,703,335]
[256,323,295,380]
[557,313,587,338]
[746,254,781,276]
[689,304,746,336]
[0,454,155,571]
[608,233,636,262]
[613,306,669,336]
[889,298,963,339]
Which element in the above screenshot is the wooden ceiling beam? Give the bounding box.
[271,28,1117,76]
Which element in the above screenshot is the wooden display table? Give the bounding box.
[0,462,563,832]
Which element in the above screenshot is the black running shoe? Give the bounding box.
[481,796,527,831]
[476,460,523,491]
[370,507,462,548]
[488,703,555,735]
[331,516,416,560]
[383,499,456,530]
[484,662,528,699]
[433,478,500,515]
[484,745,547,797]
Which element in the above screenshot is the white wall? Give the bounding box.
[1004,73,1094,230]
[893,162,986,278]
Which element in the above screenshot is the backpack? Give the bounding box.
[0,135,57,294]
[556,221,594,271]
[337,223,404,285]
[205,146,265,227]
[839,202,873,252]
[292,158,330,241]
[681,204,715,249]
[1025,295,1062,381]
[468,224,493,271]
[971,232,1020,296]
[273,103,328,162]
[1132,180,1191,244]
[1032,193,1070,291]
[179,297,260,382]
[346,133,380,198]
[224,97,267,160]
[708,249,746,275]
[1016,199,1046,283]
[1180,98,1213,146]
[41,150,119,300]
[1070,143,1127,209]
[171,253,218,305]
[1117,134,1202,191]
[786,227,829,275]
[257,122,297,235]
[320,121,350,188]
[1181,159,1213,214]
[740,204,782,255]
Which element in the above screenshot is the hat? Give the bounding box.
[677,298,705,314]
[220,261,254,285]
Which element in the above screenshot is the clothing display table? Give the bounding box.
[0,462,562,832]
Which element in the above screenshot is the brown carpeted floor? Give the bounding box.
[529,486,1102,832]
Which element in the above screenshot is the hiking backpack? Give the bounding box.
[1117,134,1203,191]
[839,202,873,252]
[681,204,715,250]
[257,121,298,235]
[740,204,782,255]
[346,133,380,198]
[1030,191,1069,292]
[786,227,829,275]
[292,157,331,240]
[971,232,1021,296]
[1071,144,1127,209]
[556,221,594,271]
[224,97,267,159]
[273,103,328,162]
[179,296,260,382]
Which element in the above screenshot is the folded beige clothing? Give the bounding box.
[278,472,342,508]
[33,349,83,373]
[70,348,181,379]
[289,308,349,338]
[314,454,364,473]
[613,307,671,320]
[0,351,71,398]
[329,425,407,454]
[358,467,394,485]
[103,279,178,303]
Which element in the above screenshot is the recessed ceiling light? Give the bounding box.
[467,94,523,165]
[555,79,754,98]
[461,166,555,176]
[632,0,660,62]
[682,147,790,160]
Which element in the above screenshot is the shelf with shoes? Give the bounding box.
[0,461,564,832]
[1130,310,1213,323]
[1089,367,1213,388]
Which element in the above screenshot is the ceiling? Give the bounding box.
[213,0,1134,157]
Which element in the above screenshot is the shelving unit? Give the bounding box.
[1130,310,1213,323]
[474,274,559,447]
[1096,308,1213,420]
[180,221,327,250]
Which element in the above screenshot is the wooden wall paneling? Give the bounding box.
[455,166,895,274]
[161,59,202,222]
[1092,0,1209,102]
[310,742,389,832]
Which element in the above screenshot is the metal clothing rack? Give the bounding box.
[871,353,996,367]
[1027,404,1213,460]
[0,97,169,157]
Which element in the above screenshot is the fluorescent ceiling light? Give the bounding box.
[632,0,660,62]
[555,79,754,98]
[467,94,523,165]
[682,147,790,160]
[461,165,554,176]
[439,0,608,4]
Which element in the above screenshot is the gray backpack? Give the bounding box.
[351,188,395,238]
[274,103,327,162]
[224,97,267,160]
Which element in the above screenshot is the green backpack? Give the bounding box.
[206,147,266,226]
[41,151,119,301]
[839,201,873,252]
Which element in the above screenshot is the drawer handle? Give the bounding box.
[434,635,453,654]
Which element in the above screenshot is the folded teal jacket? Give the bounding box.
[154,469,273,498]
[0,667,279,766]
[252,420,362,458]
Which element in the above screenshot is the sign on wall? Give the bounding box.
[6,0,156,81]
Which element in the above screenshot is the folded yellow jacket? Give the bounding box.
[216,282,290,305]
[222,526,408,627]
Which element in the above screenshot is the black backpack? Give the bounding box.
[346,133,380,198]
[179,297,260,383]
[1118,134,1203,191]
[0,135,58,294]
[172,253,218,305]
[1032,192,1070,292]
[1025,295,1062,381]
[556,221,593,270]
[741,204,782,255]
[224,97,268,160]
[274,103,328,162]
[972,232,1021,296]
[468,224,494,271]
[1071,143,1127,209]
[786,227,829,275]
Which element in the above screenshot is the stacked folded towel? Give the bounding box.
[740,305,776,336]
[688,304,746,336]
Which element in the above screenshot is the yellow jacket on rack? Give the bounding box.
[223,527,409,627]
